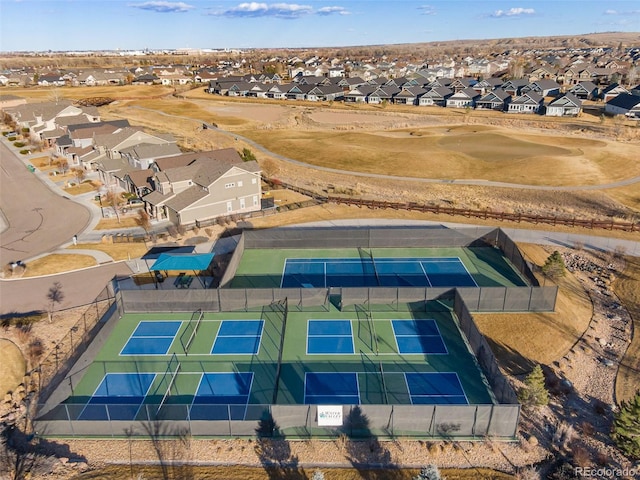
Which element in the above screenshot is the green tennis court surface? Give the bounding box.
[64,301,494,421]
[229,247,528,289]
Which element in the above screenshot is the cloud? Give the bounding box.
[604,8,640,15]
[418,5,436,15]
[491,7,535,18]
[211,2,314,18]
[129,1,194,13]
[317,6,350,16]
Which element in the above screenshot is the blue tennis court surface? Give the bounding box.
[212,320,264,355]
[392,319,448,354]
[78,373,156,420]
[307,320,354,354]
[305,372,360,405]
[282,257,477,288]
[405,372,468,405]
[190,372,253,420]
[121,321,182,355]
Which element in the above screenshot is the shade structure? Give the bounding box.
[150,253,215,271]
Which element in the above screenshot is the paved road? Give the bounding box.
[135,105,640,192]
[0,262,132,314]
[0,140,91,266]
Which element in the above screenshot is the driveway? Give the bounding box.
[0,140,91,266]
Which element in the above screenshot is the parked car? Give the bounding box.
[122,198,144,213]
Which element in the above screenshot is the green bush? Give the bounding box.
[13,141,25,148]
[7,136,17,141]
[19,149,30,155]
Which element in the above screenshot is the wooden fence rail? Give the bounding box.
[264,179,639,233]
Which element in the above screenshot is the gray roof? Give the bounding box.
[164,185,209,212]
[119,142,182,160]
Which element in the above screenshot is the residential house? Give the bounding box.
[344,85,377,103]
[93,128,176,185]
[568,81,599,100]
[601,83,629,102]
[390,86,421,105]
[367,86,399,105]
[501,79,529,96]
[520,79,561,97]
[449,78,477,93]
[118,143,182,170]
[545,93,582,117]
[143,149,262,225]
[472,77,503,95]
[37,74,65,86]
[417,87,453,107]
[445,87,480,109]
[5,100,100,147]
[507,92,545,114]
[475,89,511,111]
[604,93,640,118]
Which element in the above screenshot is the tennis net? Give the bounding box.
[269,299,288,404]
[156,353,181,417]
[358,247,380,286]
[181,309,204,354]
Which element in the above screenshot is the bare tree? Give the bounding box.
[70,168,85,184]
[46,282,64,323]
[104,188,125,223]
[135,209,152,234]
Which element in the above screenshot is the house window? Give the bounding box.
[253,195,259,206]
[225,182,235,188]
[237,180,243,187]
[226,201,233,213]
[252,178,257,184]
[240,198,245,209]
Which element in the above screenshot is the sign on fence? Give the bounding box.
[317,405,343,426]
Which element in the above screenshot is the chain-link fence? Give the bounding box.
[34,402,519,439]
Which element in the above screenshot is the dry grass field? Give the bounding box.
[0,339,26,397]
[68,242,148,262]
[21,254,96,277]
[7,85,173,102]
[612,255,640,403]
[96,92,640,215]
[71,465,514,480]
[473,244,593,375]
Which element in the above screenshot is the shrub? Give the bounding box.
[571,443,591,468]
[13,141,25,148]
[414,465,444,480]
[611,390,640,459]
[518,364,549,407]
[28,338,44,364]
[19,149,30,155]
[552,422,575,452]
[542,251,566,279]
[7,136,17,141]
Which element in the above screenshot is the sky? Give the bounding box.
[0,0,639,52]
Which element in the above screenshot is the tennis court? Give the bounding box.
[282,256,477,288]
[229,246,529,289]
[63,300,494,423]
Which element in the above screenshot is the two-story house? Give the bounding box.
[143,149,262,225]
